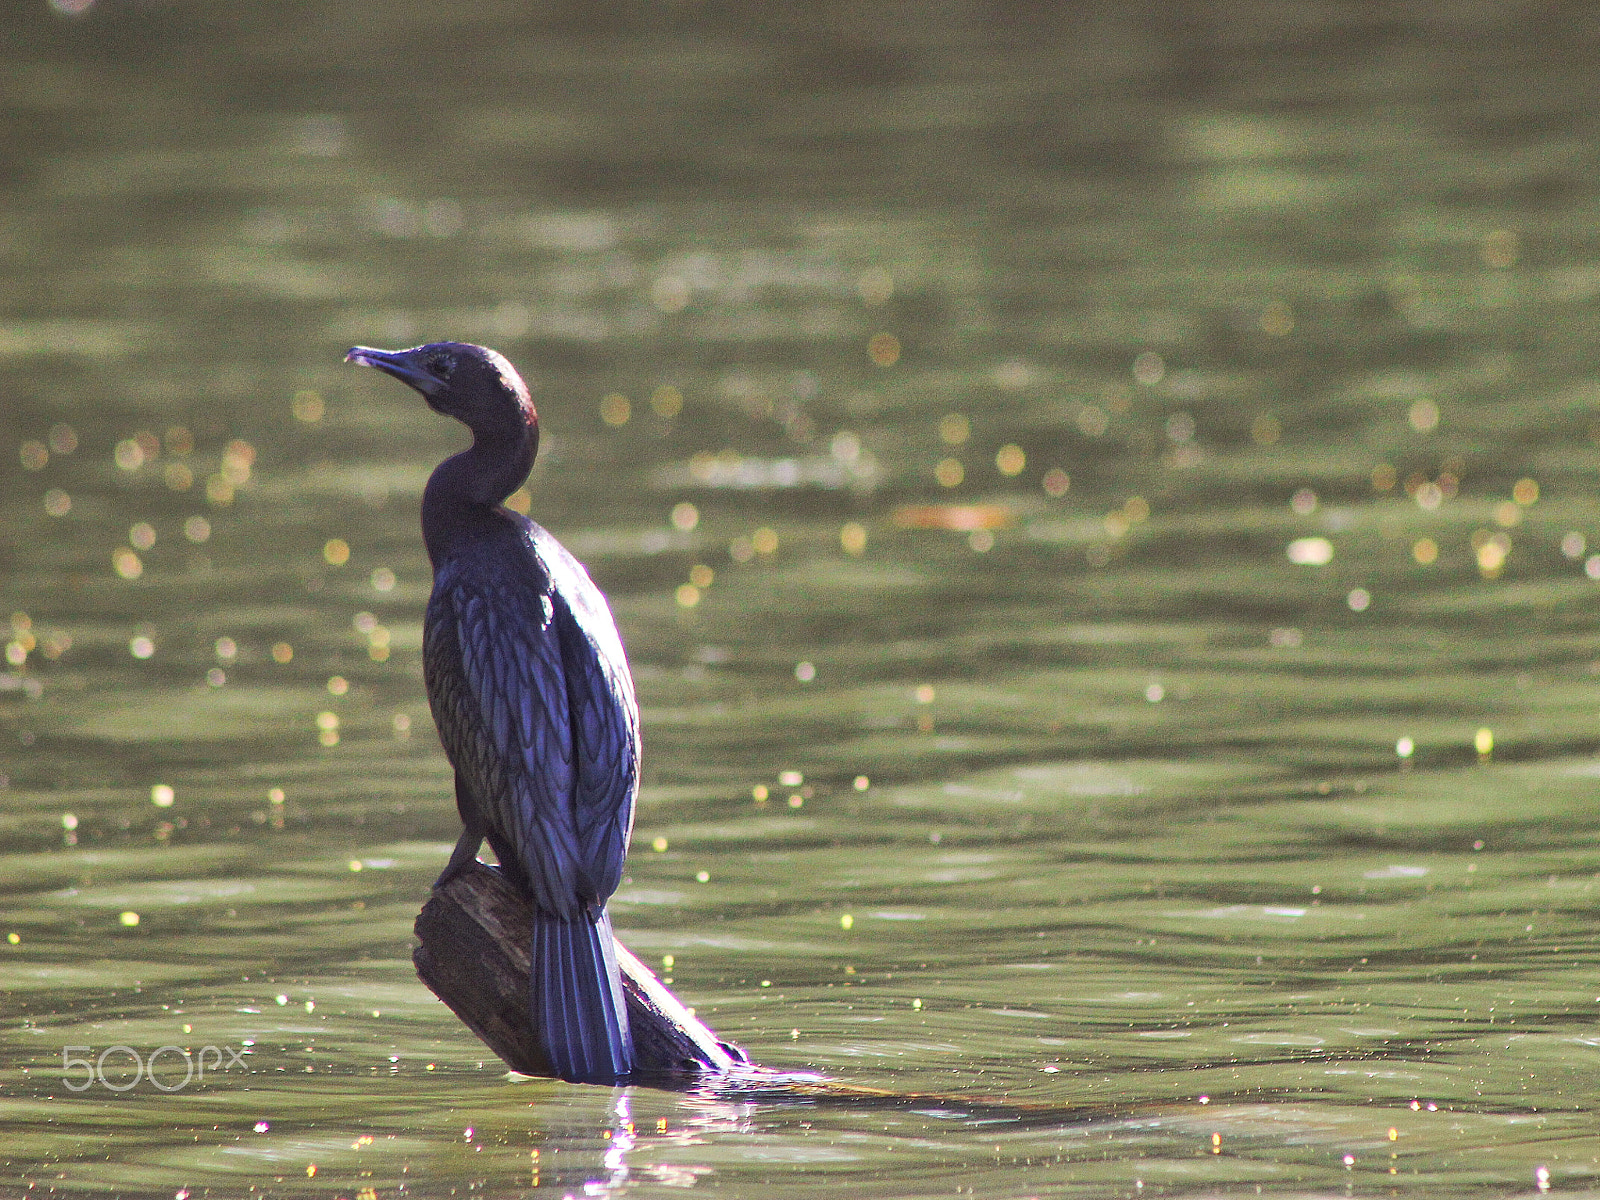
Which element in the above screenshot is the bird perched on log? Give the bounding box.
[346,342,638,1084]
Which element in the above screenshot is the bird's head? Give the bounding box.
[345,342,536,441]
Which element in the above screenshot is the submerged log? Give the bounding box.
[413,860,746,1081]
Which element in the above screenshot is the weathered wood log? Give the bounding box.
[413,860,747,1082]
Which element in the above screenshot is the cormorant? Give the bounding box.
[346,342,638,1084]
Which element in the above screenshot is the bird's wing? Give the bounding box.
[536,531,640,905]
[555,594,639,903]
[432,563,585,916]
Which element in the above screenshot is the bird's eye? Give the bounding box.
[427,354,453,378]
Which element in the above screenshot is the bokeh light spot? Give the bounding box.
[600,393,631,426]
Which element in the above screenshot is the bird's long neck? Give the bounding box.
[421,423,537,567]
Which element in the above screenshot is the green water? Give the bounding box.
[5,2,1600,1195]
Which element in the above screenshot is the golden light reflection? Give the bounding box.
[868,333,901,367]
[1408,398,1440,432]
[1512,477,1539,506]
[649,385,683,418]
[114,438,145,471]
[1286,537,1333,566]
[164,462,193,490]
[1042,469,1070,497]
[938,413,970,445]
[222,440,254,484]
[323,538,350,565]
[995,444,1025,476]
[600,393,631,426]
[893,504,1015,531]
[840,522,867,555]
[1413,538,1438,565]
[934,458,964,487]
[1475,533,1510,577]
[751,527,778,555]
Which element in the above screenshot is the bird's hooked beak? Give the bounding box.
[345,346,447,398]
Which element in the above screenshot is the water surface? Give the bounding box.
[5,2,1600,1196]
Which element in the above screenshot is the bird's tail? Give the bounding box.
[530,907,633,1083]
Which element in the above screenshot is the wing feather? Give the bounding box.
[535,530,640,904]
[426,558,581,916]
[423,524,638,919]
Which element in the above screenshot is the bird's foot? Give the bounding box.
[432,858,480,891]
[434,824,487,890]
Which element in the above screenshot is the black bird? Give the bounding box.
[346,342,638,1084]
